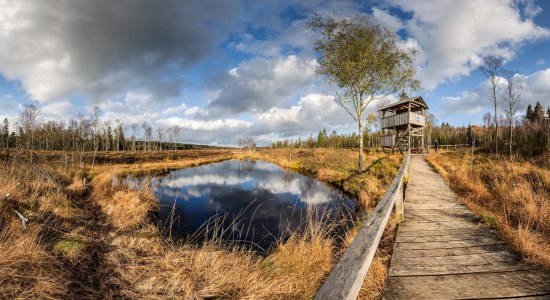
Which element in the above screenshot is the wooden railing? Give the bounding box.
[381,135,396,147]
[314,151,410,300]
[428,144,470,152]
[381,112,425,129]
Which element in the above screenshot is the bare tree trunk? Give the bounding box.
[493,87,498,155]
[91,135,97,173]
[30,131,34,164]
[510,118,513,158]
[358,116,364,171]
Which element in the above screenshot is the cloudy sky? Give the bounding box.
[1,0,550,145]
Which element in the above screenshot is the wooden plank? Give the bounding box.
[405,208,475,215]
[394,238,504,251]
[390,262,527,277]
[403,214,481,223]
[395,230,498,243]
[404,204,467,209]
[391,250,520,266]
[389,251,523,276]
[391,243,514,258]
[314,153,410,300]
[397,221,483,232]
[395,227,489,237]
[384,270,550,299]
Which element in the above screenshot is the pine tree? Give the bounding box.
[317,128,328,147]
[9,132,16,148]
[525,104,534,121]
[533,101,544,122]
[115,124,125,151]
[466,124,473,145]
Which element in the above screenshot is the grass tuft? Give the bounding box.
[53,239,88,260]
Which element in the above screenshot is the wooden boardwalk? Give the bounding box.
[383,155,550,299]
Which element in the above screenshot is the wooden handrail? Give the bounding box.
[314,151,410,300]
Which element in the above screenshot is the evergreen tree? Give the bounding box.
[17,126,24,148]
[106,126,113,151]
[466,124,473,145]
[316,128,328,147]
[116,124,125,151]
[525,104,534,121]
[9,132,16,148]
[533,101,544,122]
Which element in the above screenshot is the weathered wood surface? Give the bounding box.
[314,152,410,300]
[383,155,550,299]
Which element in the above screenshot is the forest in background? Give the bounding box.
[1,100,549,157]
[0,105,213,155]
[272,101,550,157]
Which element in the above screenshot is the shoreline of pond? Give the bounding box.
[121,158,357,253]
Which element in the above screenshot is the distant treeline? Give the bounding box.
[0,105,209,153]
[433,101,549,155]
[273,101,550,156]
[272,128,383,149]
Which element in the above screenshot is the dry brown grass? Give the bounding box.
[0,148,404,299]
[106,208,336,299]
[0,165,71,299]
[92,171,157,231]
[66,177,87,198]
[0,222,69,299]
[101,190,157,230]
[426,151,550,268]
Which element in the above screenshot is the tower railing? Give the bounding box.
[381,112,425,129]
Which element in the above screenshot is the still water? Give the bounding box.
[146,159,355,251]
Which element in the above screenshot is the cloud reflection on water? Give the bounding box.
[151,159,354,250]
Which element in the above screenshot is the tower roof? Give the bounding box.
[378,96,429,112]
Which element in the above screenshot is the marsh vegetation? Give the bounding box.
[0,148,401,299]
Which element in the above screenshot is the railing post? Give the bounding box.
[395,181,404,223]
[395,150,409,223]
[314,150,411,300]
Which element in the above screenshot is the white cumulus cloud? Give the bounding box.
[386,0,550,89]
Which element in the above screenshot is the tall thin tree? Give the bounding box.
[308,14,419,171]
[90,107,101,172]
[479,55,504,154]
[501,70,523,157]
[19,104,41,162]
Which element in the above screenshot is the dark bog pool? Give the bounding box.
[143,159,355,251]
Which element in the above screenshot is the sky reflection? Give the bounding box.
[150,159,355,251]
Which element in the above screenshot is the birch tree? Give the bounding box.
[19,104,41,163]
[501,70,523,157]
[90,107,101,172]
[131,122,139,151]
[308,14,419,171]
[479,55,504,154]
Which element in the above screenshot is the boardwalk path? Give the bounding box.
[383,155,550,299]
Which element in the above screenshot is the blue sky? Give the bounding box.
[1,0,550,145]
